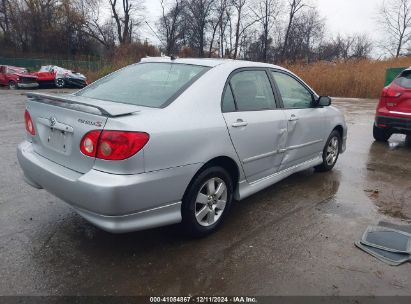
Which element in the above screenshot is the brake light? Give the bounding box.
[24,110,35,135]
[80,131,149,160]
[382,87,402,98]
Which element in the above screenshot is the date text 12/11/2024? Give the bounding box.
[149,296,258,303]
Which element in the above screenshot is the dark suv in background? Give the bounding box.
[374,68,411,141]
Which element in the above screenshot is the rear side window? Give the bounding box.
[395,70,411,88]
[78,63,209,108]
[230,70,276,111]
[222,85,236,112]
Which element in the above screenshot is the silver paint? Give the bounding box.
[17,58,347,233]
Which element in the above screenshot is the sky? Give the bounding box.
[316,0,383,40]
[142,0,384,46]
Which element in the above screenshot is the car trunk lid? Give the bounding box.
[26,93,141,173]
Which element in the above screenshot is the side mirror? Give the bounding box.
[317,96,332,107]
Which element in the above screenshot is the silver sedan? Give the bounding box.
[17,58,347,236]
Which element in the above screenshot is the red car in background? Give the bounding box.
[374,68,411,142]
[34,65,87,88]
[0,65,38,89]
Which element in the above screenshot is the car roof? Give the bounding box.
[140,57,286,70]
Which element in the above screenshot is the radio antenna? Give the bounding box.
[145,21,167,50]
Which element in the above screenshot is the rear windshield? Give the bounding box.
[395,70,411,88]
[77,63,209,108]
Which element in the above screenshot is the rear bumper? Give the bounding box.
[375,115,411,133]
[17,82,39,89]
[17,141,201,233]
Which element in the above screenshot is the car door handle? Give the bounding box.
[288,114,299,122]
[232,119,248,128]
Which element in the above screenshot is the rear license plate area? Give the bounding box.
[46,128,71,153]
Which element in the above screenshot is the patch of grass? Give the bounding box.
[286,57,411,98]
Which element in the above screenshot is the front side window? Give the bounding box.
[78,62,210,108]
[229,70,276,111]
[272,71,313,109]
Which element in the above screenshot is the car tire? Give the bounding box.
[373,125,391,142]
[315,130,341,172]
[181,166,233,237]
[8,81,17,90]
[55,78,65,88]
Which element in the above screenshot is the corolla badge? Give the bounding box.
[78,118,103,127]
[49,116,57,127]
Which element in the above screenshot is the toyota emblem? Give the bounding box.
[49,117,57,127]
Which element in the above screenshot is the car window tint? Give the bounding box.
[222,85,236,112]
[395,70,411,88]
[272,71,313,109]
[230,70,276,111]
[78,63,209,108]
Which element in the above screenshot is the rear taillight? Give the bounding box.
[80,131,149,160]
[382,86,402,98]
[24,110,35,135]
[80,130,101,157]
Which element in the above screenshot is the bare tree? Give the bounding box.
[232,0,247,58]
[0,0,11,41]
[284,7,324,62]
[81,0,116,49]
[208,0,230,57]
[317,33,372,62]
[158,0,185,55]
[250,0,281,62]
[350,34,373,59]
[185,0,216,57]
[108,0,144,45]
[281,0,309,60]
[378,0,411,57]
[230,0,259,59]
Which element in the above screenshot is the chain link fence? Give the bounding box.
[0,57,103,72]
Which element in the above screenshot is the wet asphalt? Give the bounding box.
[0,89,410,296]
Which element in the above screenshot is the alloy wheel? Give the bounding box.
[195,177,227,227]
[9,81,17,90]
[56,78,65,88]
[326,136,339,166]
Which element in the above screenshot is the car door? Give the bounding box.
[222,69,288,183]
[271,70,327,171]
